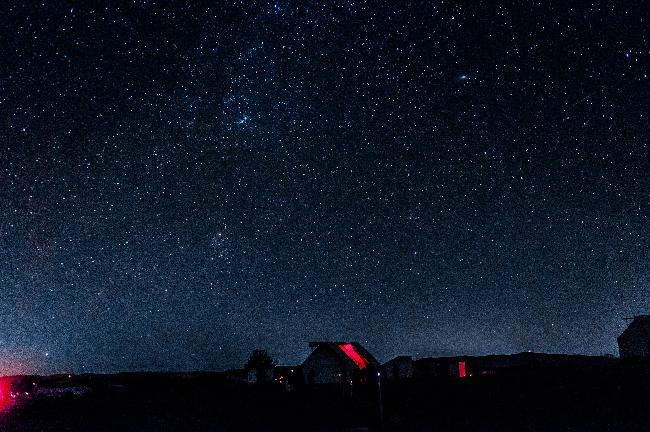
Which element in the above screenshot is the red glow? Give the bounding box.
[458,361,467,378]
[0,378,14,412]
[338,343,368,370]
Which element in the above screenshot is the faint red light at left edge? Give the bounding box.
[0,377,15,412]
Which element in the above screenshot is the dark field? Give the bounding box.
[1,363,649,432]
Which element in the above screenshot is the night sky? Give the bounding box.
[0,1,649,374]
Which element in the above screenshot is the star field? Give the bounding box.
[0,1,649,373]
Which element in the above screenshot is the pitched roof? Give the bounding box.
[307,341,379,370]
[619,315,650,341]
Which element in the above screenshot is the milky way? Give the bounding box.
[0,1,648,373]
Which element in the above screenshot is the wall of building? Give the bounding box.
[619,335,650,357]
[383,356,413,381]
[302,348,349,384]
[618,319,650,358]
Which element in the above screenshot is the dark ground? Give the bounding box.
[0,362,649,431]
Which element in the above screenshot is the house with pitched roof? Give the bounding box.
[618,315,650,358]
[302,341,379,384]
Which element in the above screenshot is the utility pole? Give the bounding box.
[377,371,384,431]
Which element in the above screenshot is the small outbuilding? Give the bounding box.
[302,341,379,385]
[618,315,650,358]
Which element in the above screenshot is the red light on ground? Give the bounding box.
[338,343,368,370]
[458,361,467,378]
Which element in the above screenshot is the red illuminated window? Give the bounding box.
[458,361,467,378]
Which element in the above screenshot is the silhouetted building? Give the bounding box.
[413,357,468,379]
[414,352,617,379]
[246,367,273,384]
[383,356,413,381]
[302,341,379,384]
[273,365,302,391]
[618,315,650,358]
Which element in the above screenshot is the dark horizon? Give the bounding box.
[0,347,625,378]
[1,0,648,375]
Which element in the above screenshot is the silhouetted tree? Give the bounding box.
[245,349,277,383]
